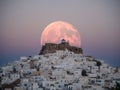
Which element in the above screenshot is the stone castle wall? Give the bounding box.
[39,42,83,55]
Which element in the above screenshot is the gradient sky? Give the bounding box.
[0,0,120,66]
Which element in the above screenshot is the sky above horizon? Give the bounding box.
[0,0,120,66]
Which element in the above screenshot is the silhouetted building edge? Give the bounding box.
[39,40,83,55]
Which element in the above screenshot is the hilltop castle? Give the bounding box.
[39,39,83,55]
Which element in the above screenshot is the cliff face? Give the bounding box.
[39,42,83,55]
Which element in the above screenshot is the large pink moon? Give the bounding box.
[40,21,81,47]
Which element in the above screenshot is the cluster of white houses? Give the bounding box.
[0,49,120,90]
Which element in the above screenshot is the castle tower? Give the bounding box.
[61,39,69,45]
[39,39,83,55]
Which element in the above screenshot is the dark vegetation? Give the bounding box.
[2,79,20,89]
[81,69,87,76]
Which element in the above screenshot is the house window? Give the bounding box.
[24,83,27,86]
[58,85,61,88]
